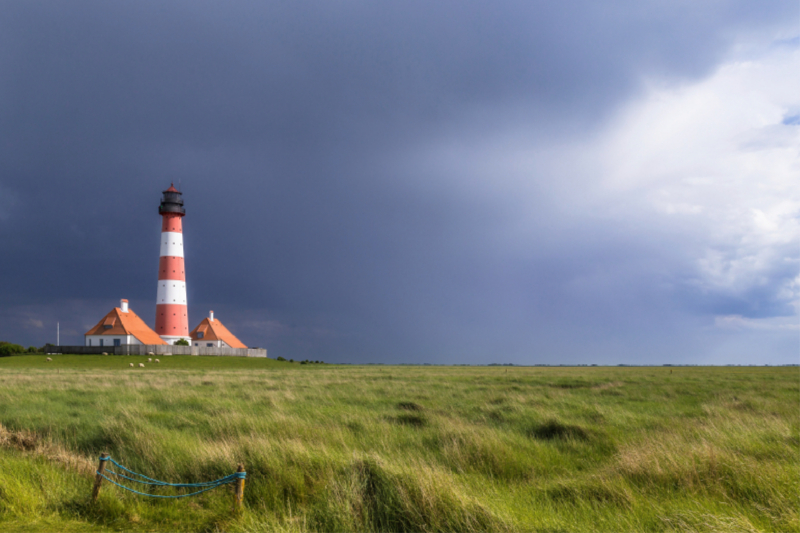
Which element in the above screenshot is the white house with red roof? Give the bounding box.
[85,299,168,347]
[190,311,247,349]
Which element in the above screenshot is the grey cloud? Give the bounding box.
[0,1,796,363]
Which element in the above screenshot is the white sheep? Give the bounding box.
[148,351,155,355]
[148,357,152,362]
[129,363,134,367]
[102,352,108,355]
[46,357,52,362]
[139,363,145,368]
[155,359,160,363]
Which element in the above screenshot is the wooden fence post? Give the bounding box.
[233,463,245,512]
[91,453,109,503]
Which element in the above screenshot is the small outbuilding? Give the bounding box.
[190,311,247,349]
[85,299,167,347]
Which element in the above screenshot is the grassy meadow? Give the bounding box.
[0,355,797,532]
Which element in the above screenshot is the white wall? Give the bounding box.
[160,335,191,345]
[85,335,141,347]
[193,339,229,348]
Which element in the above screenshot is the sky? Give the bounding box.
[0,1,797,364]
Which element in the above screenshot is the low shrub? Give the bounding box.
[0,342,25,357]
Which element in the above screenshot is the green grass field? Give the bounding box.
[0,355,797,532]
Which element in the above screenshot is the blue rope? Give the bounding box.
[97,472,235,498]
[101,457,242,487]
[96,456,245,499]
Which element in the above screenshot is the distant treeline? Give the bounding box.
[0,341,45,356]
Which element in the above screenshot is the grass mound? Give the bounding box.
[311,457,509,532]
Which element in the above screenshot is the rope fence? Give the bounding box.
[91,454,246,510]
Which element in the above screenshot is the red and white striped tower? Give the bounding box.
[155,184,189,343]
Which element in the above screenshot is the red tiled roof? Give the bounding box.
[85,307,167,345]
[189,317,247,348]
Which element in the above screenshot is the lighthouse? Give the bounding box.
[155,184,189,344]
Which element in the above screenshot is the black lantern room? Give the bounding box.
[158,184,185,216]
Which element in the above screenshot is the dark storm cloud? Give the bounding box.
[0,1,795,362]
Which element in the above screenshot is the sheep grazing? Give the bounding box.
[129,363,134,367]
[148,357,152,362]
[155,359,160,363]
[102,352,108,355]
[46,357,52,362]
[148,351,155,356]
[139,363,145,368]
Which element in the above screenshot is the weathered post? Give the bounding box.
[233,463,245,512]
[91,453,109,503]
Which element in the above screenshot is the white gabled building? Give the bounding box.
[190,311,247,349]
[85,299,168,347]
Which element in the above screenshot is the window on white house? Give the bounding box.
[207,343,212,347]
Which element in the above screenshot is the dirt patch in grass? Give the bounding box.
[391,414,427,427]
[529,420,590,441]
[0,424,94,474]
[488,410,505,422]
[397,401,423,411]
[0,426,38,450]
[593,381,623,390]
[550,380,593,389]
[546,480,632,508]
[346,420,365,433]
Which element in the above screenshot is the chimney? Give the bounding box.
[209,310,214,322]
[121,299,129,313]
